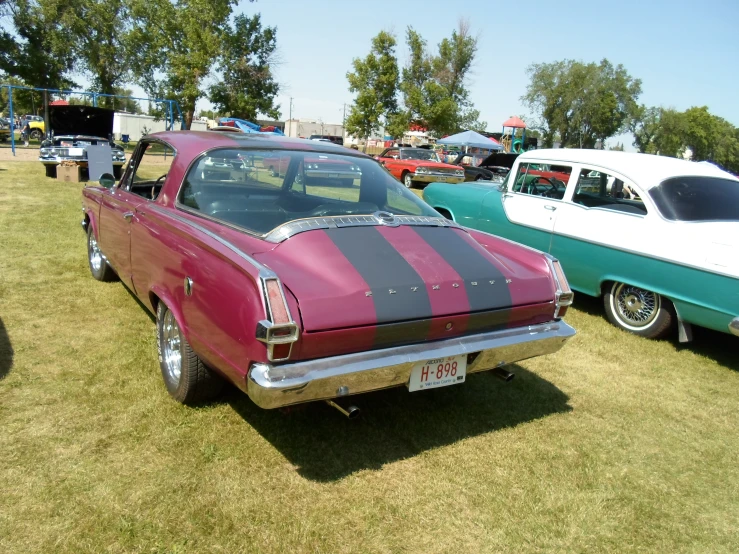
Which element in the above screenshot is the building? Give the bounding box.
[283,118,344,140]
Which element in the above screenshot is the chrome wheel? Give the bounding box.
[611,283,660,329]
[88,233,103,273]
[162,309,182,384]
[403,173,413,188]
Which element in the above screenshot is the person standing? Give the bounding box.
[21,121,31,147]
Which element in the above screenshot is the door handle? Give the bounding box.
[123,212,134,221]
[544,205,557,211]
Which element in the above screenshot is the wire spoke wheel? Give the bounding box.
[612,283,660,328]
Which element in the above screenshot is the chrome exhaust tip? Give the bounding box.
[493,367,515,382]
[325,399,361,419]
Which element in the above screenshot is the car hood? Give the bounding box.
[49,105,115,138]
[253,225,555,332]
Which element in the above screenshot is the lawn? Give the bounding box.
[0,161,737,553]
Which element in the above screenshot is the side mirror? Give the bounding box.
[99,173,116,189]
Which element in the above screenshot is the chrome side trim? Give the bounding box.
[247,320,576,409]
[729,317,739,337]
[264,214,457,243]
[147,205,275,278]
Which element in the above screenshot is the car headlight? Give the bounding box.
[415,166,428,174]
[455,169,464,176]
[40,148,49,156]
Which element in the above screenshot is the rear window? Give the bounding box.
[649,176,739,221]
[178,148,438,235]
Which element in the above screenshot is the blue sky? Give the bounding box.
[237,0,739,148]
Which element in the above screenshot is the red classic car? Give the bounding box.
[377,147,465,188]
[82,131,575,413]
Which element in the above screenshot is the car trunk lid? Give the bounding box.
[253,225,555,332]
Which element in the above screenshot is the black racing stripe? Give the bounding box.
[324,227,433,325]
[413,227,512,312]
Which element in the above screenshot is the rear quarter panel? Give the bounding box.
[130,207,276,391]
[423,182,495,228]
[82,186,105,237]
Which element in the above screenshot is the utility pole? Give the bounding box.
[288,97,293,137]
[342,103,346,142]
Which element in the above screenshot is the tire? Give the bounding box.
[113,165,123,180]
[603,281,673,339]
[87,225,118,282]
[156,302,223,404]
[30,128,43,141]
[474,174,482,181]
[45,165,57,178]
[402,171,414,189]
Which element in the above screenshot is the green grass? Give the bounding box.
[1,162,738,553]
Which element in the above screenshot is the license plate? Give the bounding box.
[68,147,84,156]
[328,173,339,178]
[436,177,448,182]
[408,354,466,392]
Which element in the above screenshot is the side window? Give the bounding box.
[573,168,647,215]
[122,141,174,200]
[511,162,571,199]
[384,149,399,159]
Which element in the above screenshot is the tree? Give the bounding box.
[345,31,399,146]
[0,0,76,90]
[651,108,686,158]
[54,0,133,109]
[392,21,485,138]
[209,14,280,121]
[629,105,660,153]
[129,0,237,129]
[523,59,641,148]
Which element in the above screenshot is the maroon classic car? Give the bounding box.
[82,131,575,412]
[377,147,465,188]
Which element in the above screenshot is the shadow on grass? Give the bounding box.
[228,364,571,482]
[123,284,156,323]
[571,290,737,371]
[0,316,13,380]
[678,326,739,372]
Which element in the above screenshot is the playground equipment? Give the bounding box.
[501,116,527,154]
[1,84,185,156]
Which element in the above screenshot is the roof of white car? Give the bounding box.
[518,149,737,189]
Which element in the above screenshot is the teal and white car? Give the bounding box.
[423,149,739,341]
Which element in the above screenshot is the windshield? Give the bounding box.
[401,149,440,162]
[649,176,739,222]
[178,148,440,235]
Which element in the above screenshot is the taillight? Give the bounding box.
[546,257,574,319]
[256,277,299,362]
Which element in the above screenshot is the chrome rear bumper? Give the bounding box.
[730,317,739,337]
[247,320,575,409]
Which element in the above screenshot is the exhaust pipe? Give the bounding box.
[493,367,515,382]
[325,399,361,419]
